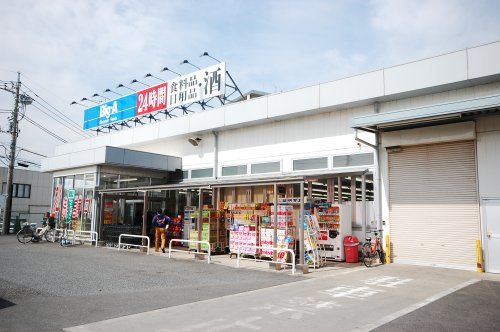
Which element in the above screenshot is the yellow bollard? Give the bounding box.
[476,239,484,273]
[385,234,391,264]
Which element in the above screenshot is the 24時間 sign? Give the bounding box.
[83,63,226,130]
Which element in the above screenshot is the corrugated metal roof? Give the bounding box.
[352,94,500,129]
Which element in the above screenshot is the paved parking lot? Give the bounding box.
[1,235,499,332]
[0,236,298,331]
[65,264,500,332]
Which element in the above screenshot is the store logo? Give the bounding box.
[99,101,118,120]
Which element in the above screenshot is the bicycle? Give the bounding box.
[362,230,386,267]
[17,221,55,244]
[59,225,73,247]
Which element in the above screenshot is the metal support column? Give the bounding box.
[307,181,313,201]
[351,177,356,223]
[273,183,278,261]
[141,191,149,252]
[299,181,305,266]
[337,177,343,204]
[361,174,366,239]
[197,188,203,255]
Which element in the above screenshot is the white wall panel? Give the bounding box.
[189,109,225,132]
[477,115,500,199]
[109,130,134,146]
[267,85,319,118]
[91,134,111,149]
[384,50,468,95]
[320,70,384,107]
[468,41,500,79]
[158,116,190,137]
[224,97,268,126]
[132,123,159,145]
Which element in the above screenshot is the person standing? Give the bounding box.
[152,209,170,253]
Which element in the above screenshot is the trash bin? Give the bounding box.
[344,235,359,263]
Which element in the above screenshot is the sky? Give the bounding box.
[0,0,499,167]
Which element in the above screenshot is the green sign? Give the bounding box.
[66,189,76,223]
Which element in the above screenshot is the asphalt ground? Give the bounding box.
[0,235,299,331]
[374,279,500,332]
[64,263,500,332]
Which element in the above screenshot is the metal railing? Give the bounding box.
[74,230,99,247]
[168,239,211,264]
[118,234,150,255]
[236,245,296,275]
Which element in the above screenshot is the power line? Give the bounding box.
[27,99,89,139]
[23,114,68,143]
[20,84,91,138]
[21,82,86,130]
[20,73,91,128]
[0,155,40,167]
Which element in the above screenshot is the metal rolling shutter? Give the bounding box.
[388,140,480,270]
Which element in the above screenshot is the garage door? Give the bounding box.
[388,140,480,270]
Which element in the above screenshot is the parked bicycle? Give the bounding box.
[59,225,72,247]
[362,230,386,267]
[17,221,55,244]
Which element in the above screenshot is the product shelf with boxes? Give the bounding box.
[189,209,226,253]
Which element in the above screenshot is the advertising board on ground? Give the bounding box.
[83,62,226,130]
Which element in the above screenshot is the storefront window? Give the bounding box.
[100,173,119,189]
[82,188,94,231]
[74,174,85,188]
[64,176,74,190]
[118,175,150,188]
[84,173,95,187]
[191,168,213,179]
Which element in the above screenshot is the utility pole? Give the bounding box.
[2,72,21,235]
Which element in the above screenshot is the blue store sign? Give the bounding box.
[83,94,137,130]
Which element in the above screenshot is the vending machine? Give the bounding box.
[316,204,352,261]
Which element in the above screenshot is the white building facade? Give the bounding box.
[42,41,500,272]
[0,167,53,227]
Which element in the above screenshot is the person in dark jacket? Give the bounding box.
[152,209,170,253]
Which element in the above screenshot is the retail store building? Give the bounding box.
[42,41,500,272]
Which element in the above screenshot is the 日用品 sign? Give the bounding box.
[83,63,226,130]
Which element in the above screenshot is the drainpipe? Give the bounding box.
[213,131,219,180]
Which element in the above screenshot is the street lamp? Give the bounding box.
[130,79,150,87]
[70,101,85,107]
[180,60,200,70]
[116,84,136,92]
[80,97,99,104]
[144,73,164,82]
[160,67,181,76]
[103,88,123,96]
[92,93,109,101]
[200,52,221,63]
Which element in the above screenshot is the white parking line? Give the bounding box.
[351,278,480,332]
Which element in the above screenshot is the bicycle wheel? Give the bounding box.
[17,228,34,244]
[362,243,373,267]
[378,250,386,264]
[45,229,55,242]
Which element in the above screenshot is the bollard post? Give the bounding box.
[385,234,391,264]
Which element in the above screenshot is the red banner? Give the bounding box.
[72,195,83,219]
[136,82,168,116]
[52,185,62,217]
